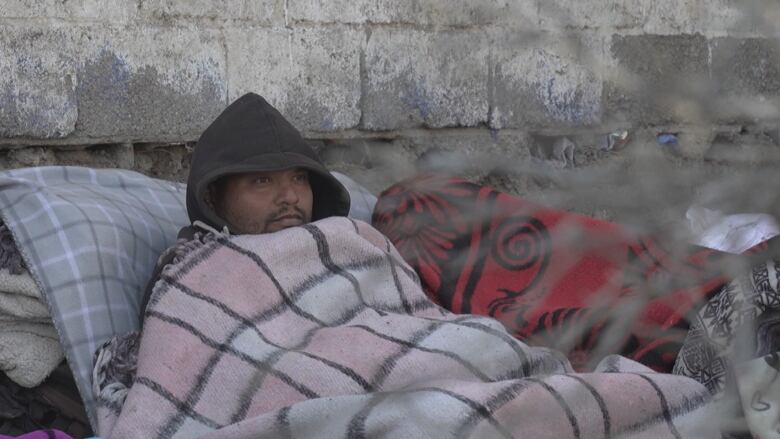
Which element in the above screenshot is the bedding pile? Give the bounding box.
[0,224,62,389]
[0,223,91,437]
[95,217,716,438]
[0,166,189,428]
[372,175,769,372]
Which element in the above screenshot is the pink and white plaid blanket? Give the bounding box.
[96,218,718,438]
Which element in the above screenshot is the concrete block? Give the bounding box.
[74,26,227,139]
[707,37,780,122]
[363,29,489,130]
[139,0,283,24]
[699,0,780,35]
[288,0,534,27]
[491,31,603,130]
[0,25,78,138]
[641,0,713,34]
[712,38,780,96]
[0,0,138,21]
[226,26,362,132]
[604,34,709,125]
[538,0,643,30]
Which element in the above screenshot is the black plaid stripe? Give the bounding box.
[614,383,710,437]
[275,406,294,439]
[348,217,361,234]
[453,380,531,438]
[562,375,612,439]
[218,238,330,326]
[383,238,413,314]
[157,234,493,434]
[381,236,423,286]
[218,236,436,321]
[455,374,593,439]
[525,378,581,439]
[421,316,534,377]
[346,317,496,434]
[346,391,386,439]
[158,249,431,329]
[226,300,446,422]
[159,236,345,434]
[135,376,222,436]
[154,297,293,436]
[632,374,683,439]
[347,386,515,439]
[368,320,467,388]
[350,321,491,383]
[303,224,368,306]
[162,275,375,393]
[146,241,223,314]
[147,310,319,398]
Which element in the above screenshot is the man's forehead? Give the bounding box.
[241,168,308,178]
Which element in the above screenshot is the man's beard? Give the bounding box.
[263,206,309,232]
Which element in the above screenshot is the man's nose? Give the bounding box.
[276,181,300,205]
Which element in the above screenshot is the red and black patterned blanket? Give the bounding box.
[372,175,767,372]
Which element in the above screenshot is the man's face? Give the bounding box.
[213,168,313,234]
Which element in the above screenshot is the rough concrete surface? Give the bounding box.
[287,0,535,27]
[363,28,490,130]
[74,25,227,139]
[226,26,362,132]
[0,25,79,138]
[604,33,710,126]
[491,31,603,129]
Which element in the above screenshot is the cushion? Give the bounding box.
[0,166,188,427]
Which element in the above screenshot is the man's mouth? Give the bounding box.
[271,214,303,223]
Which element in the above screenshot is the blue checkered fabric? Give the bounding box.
[0,166,188,427]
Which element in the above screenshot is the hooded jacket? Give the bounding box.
[140,93,350,321]
[187,92,350,230]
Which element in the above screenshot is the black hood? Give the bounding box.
[186,93,350,231]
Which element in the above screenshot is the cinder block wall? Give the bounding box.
[2,1,780,228]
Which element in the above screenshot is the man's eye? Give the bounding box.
[294,174,309,183]
[253,177,271,184]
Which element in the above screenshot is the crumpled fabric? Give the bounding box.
[0,364,91,438]
[0,224,24,276]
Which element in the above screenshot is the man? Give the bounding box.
[139,92,350,318]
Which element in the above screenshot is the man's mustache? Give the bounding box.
[270,206,306,221]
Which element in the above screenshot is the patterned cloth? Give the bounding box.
[674,258,780,397]
[0,167,188,428]
[0,430,73,439]
[96,218,717,439]
[372,175,760,372]
[733,351,780,438]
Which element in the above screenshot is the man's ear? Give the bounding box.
[204,183,218,210]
